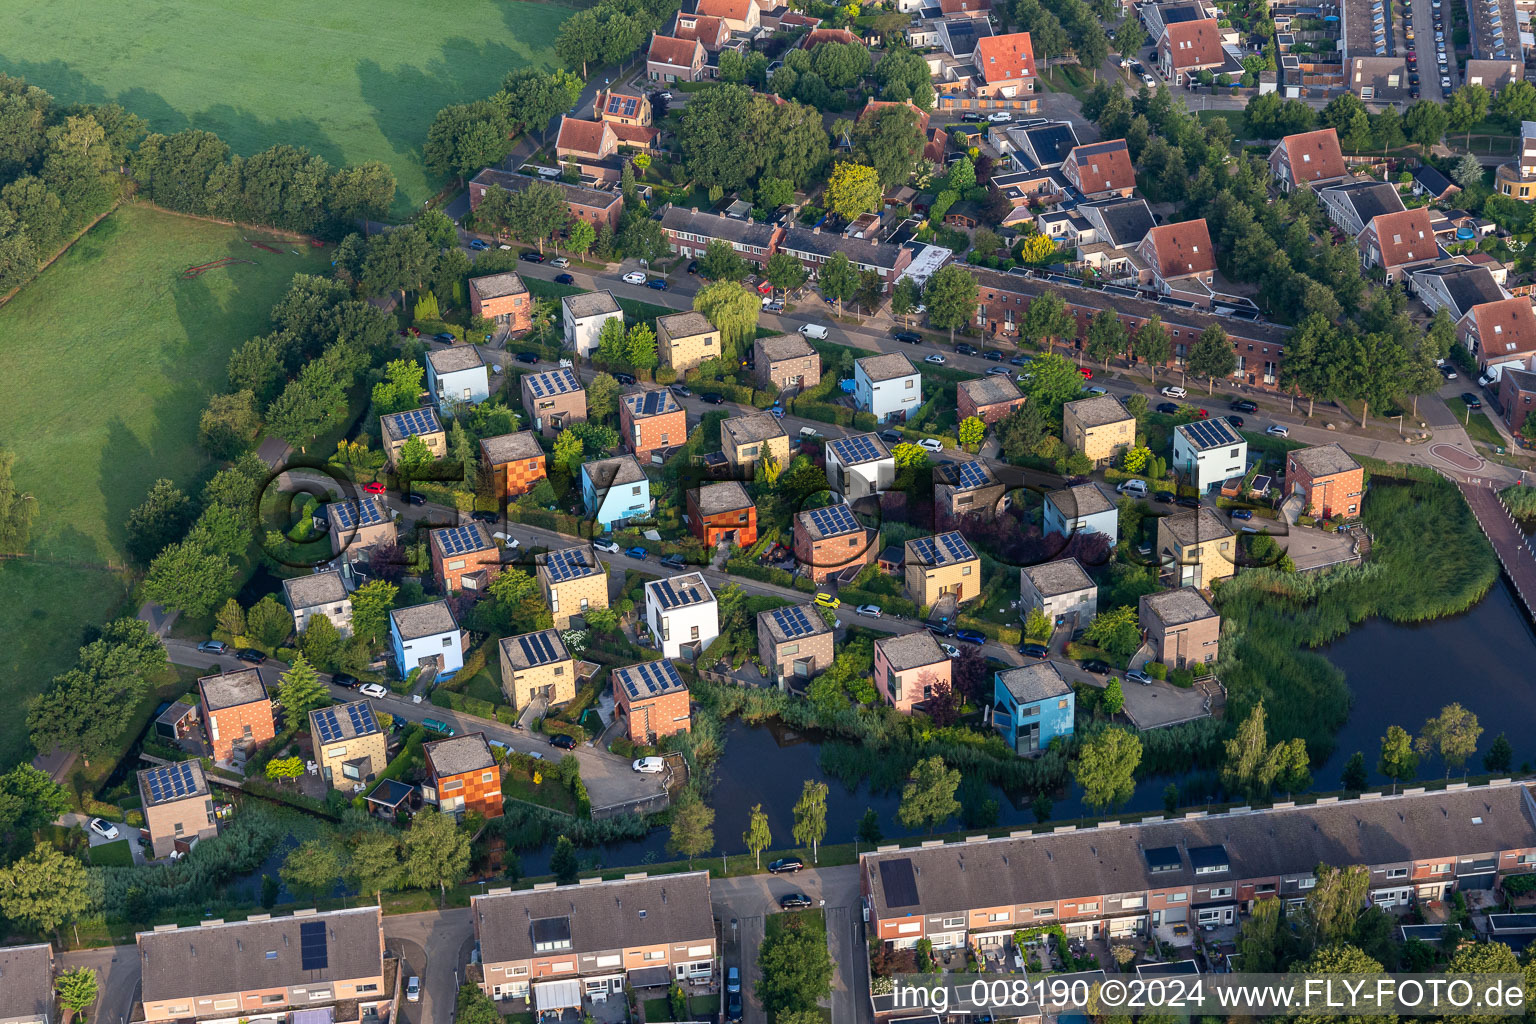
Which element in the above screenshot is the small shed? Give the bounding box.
[365,778,415,819]
[878,544,905,574]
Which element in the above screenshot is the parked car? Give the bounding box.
[727,967,742,993]
[955,342,978,355]
[986,366,1012,377]
[519,251,545,263]
[551,257,570,268]
[622,271,647,284]
[670,385,693,398]
[687,260,699,275]
[648,279,669,291]
[1462,392,1483,409]
[1230,399,1258,412]
[700,392,725,404]
[987,111,1013,123]
[1085,384,1107,394]
[1161,385,1187,399]
[814,592,840,609]
[1082,659,1112,675]
[1266,424,1290,437]
[778,893,814,909]
[89,818,120,840]
[1156,401,1180,414]
[1009,354,1031,366]
[798,323,829,340]
[470,510,498,523]
[468,239,489,251]
[660,553,687,569]
[983,350,1003,362]
[924,353,947,364]
[1078,366,1093,378]
[593,538,621,553]
[940,642,962,658]
[332,672,359,688]
[632,757,665,773]
[727,993,744,1023]
[554,272,575,285]
[926,622,956,637]
[625,545,649,559]
[1127,669,1155,685]
[197,639,230,655]
[856,603,882,617]
[1230,508,1254,520]
[236,647,267,664]
[1228,415,1244,428]
[1020,642,1049,659]
[549,733,577,750]
[955,628,987,645]
[1116,479,1148,497]
[614,372,637,385]
[405,493,427,505]
[769,404,784,418]
[1155,490,1176,503]
[362,480,387,495]
[917,437,944,452]
[894,330,923,344]
[359,682,389,699]
[1176,496,1201,509]
[515,351,539,364]
[769,857,805,874]
[880,429,904,444]
[406,978,421,1003]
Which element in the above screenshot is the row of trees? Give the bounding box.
[424,67,584,181]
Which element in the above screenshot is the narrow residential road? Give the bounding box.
[386,907,475,1024]
[64,943,139,1024]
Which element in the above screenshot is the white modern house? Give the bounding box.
[825,433,895,500]
[562,291,624,357]
[1173,418,1248,492]
[388,601,464,678]
[1042,482,1118,546]
[644,572,719,660]
[426,346,491,408]
[853,353,921,424]
[1019,558,1098,625]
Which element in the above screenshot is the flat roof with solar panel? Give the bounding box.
[760,604,831,644]
[524,367,584,399]
[380,406,442,444]
[500,628,571,670]
[137,760,209,808]
[326,497,387,530]
[309,700,380,746]
[614,659,688,701]
[1175,416,1244,451]
[827,433,890,467]
[647,572,715,610]
[905,531,978,568]
[432,524,493,558]
[623,388,682,418]
[796,501,863,541]
[539,545,602,583]
[936,459,996,491]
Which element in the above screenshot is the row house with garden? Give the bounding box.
[658,206,783,268]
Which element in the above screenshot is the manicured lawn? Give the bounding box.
[502,764,579,815]
[1444,399,1506,447]
[89,838,135,867]
[2,0,568,216]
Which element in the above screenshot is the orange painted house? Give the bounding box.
[430,523,503,593]
[687,481,758,547]
[425,733,503,819]
[481,431,548,499]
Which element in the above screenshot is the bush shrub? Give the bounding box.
[1147,661,1168,680]
[1168,668,1194,688]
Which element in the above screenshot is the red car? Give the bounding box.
[362,481,387,495]
[1078,367,1093,378]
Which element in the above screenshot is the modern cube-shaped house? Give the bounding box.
[994,663,1074,755]
[757,604,836,688]
[825,433,895,500]
[424,733,503,819]
[137,761,218,858]
[720,413,790,476]
[309,700,387,790]
[498,628,577,711]
[282,569,352,638]
[582,455,652,530]
[873,630,951,714]
[198,669,274,764]
[613,659,692,743]
[934,460,1007,521]
[620,388,688,460]
[754,333,822,390]
[380,406,445,470]
[957,375,1025,425]
[481,431,548,500]
[562,291,624,357]
[325,497,395,558]
[1063,395,1136,466]
[1139,586,1221,667]
[793,500,876,582]
[656,311,721,372]
[644,572,719,660]
[469,271,532,332]
[426,346,491,409]
[429,523,502,593]
[1156,508,1235,589]
[1042,482,1118,546]
[903,531,982,607]
[1173,417,1247,492]
[536,545,610,629]
[687,481,757,547]
[1285,443,1365,519]
[520,367,588,438]
[1019,558,1098,625]
[388,601,464,677]
[854,352,921,423]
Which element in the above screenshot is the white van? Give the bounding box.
[1116,479,1149,498]
[535,166,561,179]
[798,323,829,340]
[799,426,823,440]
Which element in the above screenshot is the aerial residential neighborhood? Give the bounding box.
[13,0,1536,1020]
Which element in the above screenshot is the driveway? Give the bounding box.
[386,908,475,1024]
[62,944,139,1024]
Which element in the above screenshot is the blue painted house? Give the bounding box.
[993,663,1075,755]
[581,454,653,530]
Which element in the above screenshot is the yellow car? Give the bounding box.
[814,592,840,610]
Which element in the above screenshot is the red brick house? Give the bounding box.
[424,733,503,819]
[1061,140,1136,200]
[468,272,531,332]
[1361,208,1438,283]
[430,523,503,594]
[613,659,692,743]
[555,116,619,164]
[972,32,1037,100]
[1268,128,1349,192]
[1285,443,1365,519]
[696,0,759,32]
[468,169,623,234]
[198,669,274,764]
[620,388,688,460]
[676,12,731,51]
[688,481,758,546]
[957,375,1026,424]
[1137,219,1217,304]
[1158,19,1226,85]
[800,27,857,47]
[1499,367,1536,434]
[480,431,547,499]
[794,500,876,582]
[648,33,707,82]
[1458,297,1536,370]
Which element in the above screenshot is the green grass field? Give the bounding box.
[0,204,334,764]
[3,0,569,216]
[89,838,135,867]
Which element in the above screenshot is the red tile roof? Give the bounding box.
[1277,128,1347,185]
[1368,208,1436,268]
[1065,140,1136,194]
[941,0,992,11]
[1162,19,1225,70]
[610,122,659,147]
[1470,298,1536,357]
[801,27,857,47]
[649,33,704,68]
[697,0,754,21]
[974,32,1036,84]
[676,13,728,45]
[1143,219,1215,280]
[556,117,612,158]
[779,11,822,26]
[858,97,931,133]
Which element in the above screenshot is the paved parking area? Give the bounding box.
[1119,677,1212,729]
[1282,524,1362,571]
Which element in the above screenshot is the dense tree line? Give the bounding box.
[423,67,584,181]
[555,0,680,80]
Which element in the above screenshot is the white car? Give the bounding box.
[940,643,962,658]
[1265,424,1290,438]
[359,682,389,699]
[632,756,666,774]
[593,538,621,553]
[659,90,673,100]
[987,111,1013,123]
[406,977,421,1003]
[622,271,647,285]
[917,438,944,453]
[924,353,947,364]
[1161,385,1187,399]
[1142,73,1157,86]
[798,323,829,340]
[551,257,570,268]
[88,818,119,840]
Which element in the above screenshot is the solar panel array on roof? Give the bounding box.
[950,461,992,489]
[619,659,685,699]
[330,498,385,530]
[315,702,375,744]
[543,547,598,582]
[389,407,438,437]
[144,761,199,803]
[830,434,884,465]
[769,605,818,639]
[909,531,976,567]
[1179,417,1242,449]
[518,632,560,666]
[607,94,640,118]
[651,575,710,609]
[805,502,860,537]
[632,390,673,416]
[879,858,920,909]
[526,368,582,399]
[435,525,488,556]
[299,919,329,971]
